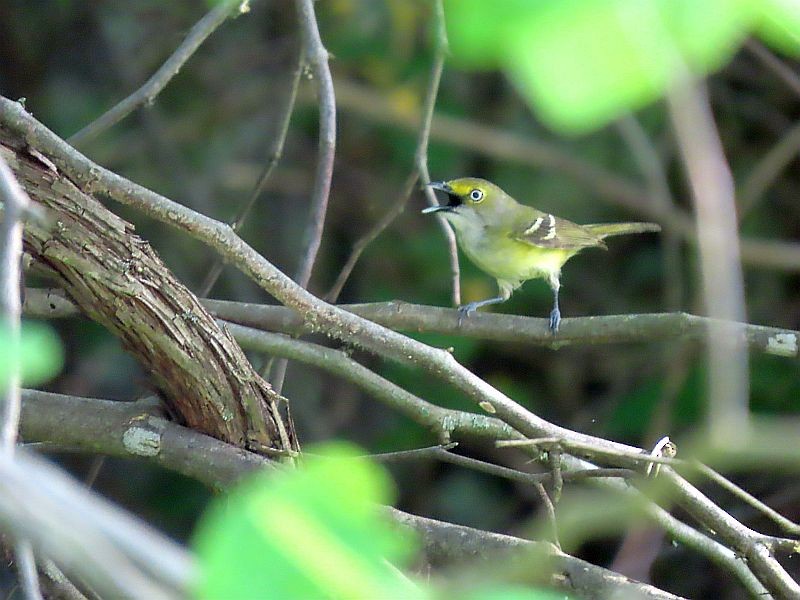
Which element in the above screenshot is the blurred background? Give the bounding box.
[2,0,800,596]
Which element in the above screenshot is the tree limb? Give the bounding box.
[386,507,683,599]
[27,291,800,360]
[19,389,270,488]
[0,130,290,453]
[203,299,800,358]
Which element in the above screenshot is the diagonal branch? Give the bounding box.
[745,39,800,100]
[68,0,246,146]
[198,45,306,297]
[387,507,682,599]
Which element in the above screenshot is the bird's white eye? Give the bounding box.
[469,189,484,202]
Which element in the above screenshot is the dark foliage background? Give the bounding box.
[2,1,800,596]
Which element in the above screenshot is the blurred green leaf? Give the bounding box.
[755,0,800,55]
[0,321,63,387]
[194,442,423,600]
[444,0,765,132]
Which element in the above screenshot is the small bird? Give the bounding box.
[422,177,661,333]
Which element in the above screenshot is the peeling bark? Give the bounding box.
[1,132,292,454]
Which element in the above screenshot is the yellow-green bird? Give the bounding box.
[422,177,661,333]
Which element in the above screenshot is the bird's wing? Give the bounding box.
[511,211,606,250]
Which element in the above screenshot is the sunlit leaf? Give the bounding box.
[444,0,761,132]
[194,443,422,600]
[755,0,800,55]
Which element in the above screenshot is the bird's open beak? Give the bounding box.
[422,181,457,214]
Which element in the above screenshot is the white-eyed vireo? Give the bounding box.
[422,177,661,333]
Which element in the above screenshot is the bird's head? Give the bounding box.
[422,177,517,229]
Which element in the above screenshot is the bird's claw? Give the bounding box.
[549,307,561,334]
[457,302,479,326]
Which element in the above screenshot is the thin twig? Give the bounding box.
[84,456,106,490]
[327,0,453,303]
[292,0,336,289]
[97,14,215,216]
[225,321,519,442]
[534,482,561,551]
[745,39,800,101]
[368,443,459,462]
[271,0,337,394]
[694,461,800,537]
[614,114,689,499]
[418,1,460,306]
[738,119,800,219]
[68,0,244,146]
[15,540,43,600]
[615,114,683,311]
[198,45,306,297]
[387,507,682,599]
[325,168,419,302]
[548,448,563,503]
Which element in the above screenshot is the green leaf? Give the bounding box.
[0,321,63,387]
[756,0,800,55]
[193,442,423,600]
[445,0,758,133]
[444,0,539,68]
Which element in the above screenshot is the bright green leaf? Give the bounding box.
[445,0,759,132]
[443,0,540,68]
[0,321,63,387]
[505,0,676,133]
[756,0,800,55]
[193,442,423,600]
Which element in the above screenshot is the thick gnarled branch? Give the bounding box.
[0,133,290,453]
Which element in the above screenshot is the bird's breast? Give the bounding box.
[456,228,576,286]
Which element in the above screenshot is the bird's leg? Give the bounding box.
[457,282,512,325]
[548,274,561,334]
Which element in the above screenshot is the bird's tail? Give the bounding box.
[584,222,661,239]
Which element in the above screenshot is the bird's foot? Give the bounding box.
[457,302,479,326]
[549,307,561,334]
